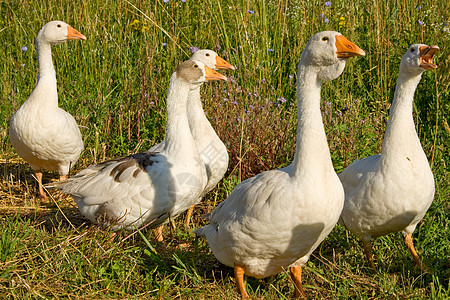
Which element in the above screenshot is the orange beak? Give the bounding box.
[419,45,439,70]
[215,56,235,70]
[335,35,365,58]
[67,26,87,40]
[204,66,227,81]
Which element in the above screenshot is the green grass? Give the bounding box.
[0,0,449,298]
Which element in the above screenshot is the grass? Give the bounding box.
[0,0,449,298]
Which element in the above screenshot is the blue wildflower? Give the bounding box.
[189,46,199,53]
[320,13,325,19]
[268,48,273,52]
[443,22,448,27]
[415,4,421,10]
[324,18,330,23]
[325,1,331,6]
[163,0,169,2]
[248,10,254,14]
[22,46,28,52]
[417,19,424,26]
[162,42,167,46]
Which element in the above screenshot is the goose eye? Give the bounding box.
[57,24,62,28]
[410,48,415,52]
[322,37,329,41]
[194,64,199,68]
[205,53,210,57]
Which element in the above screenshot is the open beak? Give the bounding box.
[215,56,235,70]
[67,26,87,40]
[419,45,439,70]
[335,35,365,58]
[205,66,228,81]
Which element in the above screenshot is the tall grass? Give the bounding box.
[0,0,449,298]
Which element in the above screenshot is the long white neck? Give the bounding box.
[380,70,424,163]
[187,86,218,143]
[31,34,58,107]
[163,75,198,158]
[290,63,334,177]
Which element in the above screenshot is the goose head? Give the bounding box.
[37,21,86,45]
[300,31,365,81]
[190,49,235,70]
[176,60,227,88]
[400,44,439,76]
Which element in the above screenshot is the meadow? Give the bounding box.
[0,0,449,298]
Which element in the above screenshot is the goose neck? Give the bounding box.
[291,64,334,177]
[187,86,215,139]
[381,71,423,158]
[163,75,198,155]
[32,37,58,106]
[36,37,56,82]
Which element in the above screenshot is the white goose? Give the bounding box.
[9,21,86,201]
[194,31,365,298]
[338,44,438,270]
[47,60,227,230]
[150,49,235,233]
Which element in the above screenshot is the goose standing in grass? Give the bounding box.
[150,50,235,240]
[47,60,227,231]
[194,31,365,298]
[338,44,438,270]
[9,21,86,201]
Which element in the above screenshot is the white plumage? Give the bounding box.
[9,21,86,201]
[194,31,365,298]
[339,44,438,270]
[47,60,227,230]
[150,50,234,232]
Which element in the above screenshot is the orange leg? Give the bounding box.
[184,205,195,227]
[404,234,424,267]
[170,219,177,231]
[153,226,164,242]
[290,266,306,299]
[59,175,67,181]
[35,170,48,202]
[362,240,377,272]
[234,265,249,299]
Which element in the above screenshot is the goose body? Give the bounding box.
[195,31,365,298]
[9,21,86,200]
[150,50,234,230]
[339,44,438,269]
[47,60,227,230]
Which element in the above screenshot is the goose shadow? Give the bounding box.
[1,160,36,195]
[339,210,443,272]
